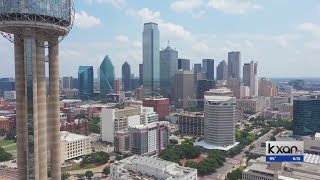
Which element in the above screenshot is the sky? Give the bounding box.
[1,0,320,78]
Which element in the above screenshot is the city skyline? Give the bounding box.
[1,0,320,79]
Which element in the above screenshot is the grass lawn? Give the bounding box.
[3,144,17,152]
[63,163,104,172]
[0,140,14,147]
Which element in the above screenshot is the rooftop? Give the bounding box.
[194,140,239,151]
[204,95,235,102]
[60,131,88,142]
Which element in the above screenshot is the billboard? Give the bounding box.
[266,141,304,162]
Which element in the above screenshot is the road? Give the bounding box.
[202,130,273,180]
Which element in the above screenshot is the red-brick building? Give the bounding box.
[0,116,10,131]
[143,98,169,119]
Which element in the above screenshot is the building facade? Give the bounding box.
[60,131,91,161]
[114,131,130,154]
[204,95,236,146]
[143,98,169,119]
[202,59,215,80]
[228,51,241,80]
[216,60,228,80]
[62,76,73,89]
[139,63,143,86]
[293,95,320,136]
[110,155,197,180]
[122,61,131,91]
[243,61,258,97]
[178,58,190,70]
[160,45,178,98]
[99,55,115,96]
[101,107,142,143]
[78,66,94,96]
[177,112,204,136]
[143,23,160,97]
[129,121,169,155]
[196,80,215,108]
[174,70,194,108]
[259,78,278,97]
[237,97,267,114]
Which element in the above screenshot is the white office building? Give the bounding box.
[101,106,142,143]
[60,131,91,162]
[110,155,197,180]
[141,106,159,124]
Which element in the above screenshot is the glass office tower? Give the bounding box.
[99,55,115,96]
[293,95,320,136]
[143,22,160,97]
[78,66,94,96]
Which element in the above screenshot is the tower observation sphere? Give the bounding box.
[0,1,74,180]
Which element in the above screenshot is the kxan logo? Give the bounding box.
[266,141,304,162]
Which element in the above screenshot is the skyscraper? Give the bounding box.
[78,66,94,96]
[202,59,215,80]
[0,1,74,179]
[174,70,194,108]
[139,64,143,86]
[100,55,115,97]
[193,64,202,81]
[196,80,215,108]
[122,61,131,91]
[292,95,320,136]
[259,78,278,97]
[143,22,160,97]
[216,60,228,81]
[228,51,241,80]
[160,44,178,98]
[243,61,258,96]
[178,58,191,70]
[62,76,73,89]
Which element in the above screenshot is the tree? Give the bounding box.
[77,174,85,180]
[0,147,13,162]
[85,171,94,179]
[170,139,178,145]
[115,155,123,161]
[102,167,110,176]
[61,172,71,180]
[0,128,7,136]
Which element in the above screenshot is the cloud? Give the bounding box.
[207,0,263,14]
[84,0,126,8]
[127,8,194,41]
[299,23,320,37]
[74,11,101,29]
[115,35,129,43]
[171,0,204,12]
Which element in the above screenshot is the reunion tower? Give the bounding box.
[0,0,74,179]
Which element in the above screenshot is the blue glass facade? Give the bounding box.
[292,95,320,136]
[78,66,93,96]
[202,59,215,80]
[99,55,115,96]
[143,22,160,97]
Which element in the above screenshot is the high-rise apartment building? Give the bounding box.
[216,60,228,80]
[78,66,94,96]
[228,51,241,80]
[292,95,320,136]
[62,76,73,89]
[243,61,258,96]
[202,59,215,80]
[0,1,74,179]
[196,80,215,108]
[259,78,278,97]
[160,44,178,98]
[178,58,191,70]
[122,61,131,91]
[174,70,194,108]
[143,23,160,97]
[99,55,115,97]
[129,121,169,155]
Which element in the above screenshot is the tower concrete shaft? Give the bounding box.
[14,34,61,180]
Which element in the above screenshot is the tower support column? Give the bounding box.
[48,37,61,180]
